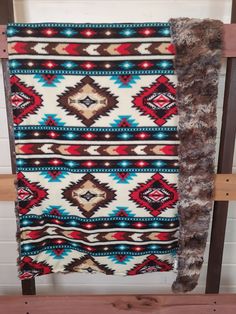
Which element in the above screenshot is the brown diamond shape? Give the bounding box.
[62,173,116,217]
[58,76,118,126]
[65,255,114,274]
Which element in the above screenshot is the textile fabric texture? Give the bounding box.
[8,22,179,279]
[169,18,223,293]
[7,19,223,292]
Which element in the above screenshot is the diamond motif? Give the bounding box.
[58,76,118,126]
[65,255,114,274]
[109,207,135,217]
[110,115,139,127]
[149,93,171,108]
[127,255,172,275]
[79,96,97,107]
[130,173,178,216]
[108,255,134,264]
[109,172,137,184]
[45,248,72,260]
[42,205,69,216]
[110,75,140,88]
[17,172,48,214]
[34,74,64,87]
[39,114,65,126]
[132,75,176,126]
[40,170,68,182]
[80,190,97,201]
[19,256,52,279]
[62,173,116,217]
[10,75,43,125]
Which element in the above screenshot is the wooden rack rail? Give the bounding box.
[1,173,236,202]
[1,294,236,314]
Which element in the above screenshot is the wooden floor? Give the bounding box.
[0,294,236,314]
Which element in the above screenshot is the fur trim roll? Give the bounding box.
[169,18,223,293]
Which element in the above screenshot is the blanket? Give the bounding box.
[7,19,223,292]
[170,18,223,292]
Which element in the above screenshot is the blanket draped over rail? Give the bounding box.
[7,19,223,292]
[170,18,223,293]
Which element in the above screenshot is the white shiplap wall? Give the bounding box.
[0,0,235,295]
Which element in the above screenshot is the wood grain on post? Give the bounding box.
[0,174,16,201]
[0,294,236,314]
[214,174,236,201]
[206,0,236,293]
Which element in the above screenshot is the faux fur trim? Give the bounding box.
[169,18,223,293]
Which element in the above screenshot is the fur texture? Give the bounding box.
[169,18,223,293]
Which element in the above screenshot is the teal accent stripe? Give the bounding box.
[15,126,177,132]
[21,246,177,257]
[8,22,170,28]
[21,214,179,222]
[17,167,178,173]
[10,69,174,75]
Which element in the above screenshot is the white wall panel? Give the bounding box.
[0,167,13,174]
[0,202,16,218]
[0,219,17,242]
[0,139,11,167]
[0,109,10,139]
[14,0,232,23]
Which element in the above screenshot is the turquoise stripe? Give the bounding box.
[17,167,178,173]
[21,246,177,257]
[21,214,179,222]
[10,69,174,75]
[15,126,177,132]
[8,22,170,28]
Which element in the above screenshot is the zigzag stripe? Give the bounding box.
[21,226,178,243]
[9,41,175,56]
[20,225,179,233]
[16,143,178,156]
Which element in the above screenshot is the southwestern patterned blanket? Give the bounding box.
[7,19,223,293]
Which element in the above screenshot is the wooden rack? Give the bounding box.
[1,0,236,312]
[1,174,236,202]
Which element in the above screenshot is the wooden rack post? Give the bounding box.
[0,0,36,296]
[206,0,236,293]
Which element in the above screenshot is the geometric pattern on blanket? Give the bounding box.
[7,22,179,279]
